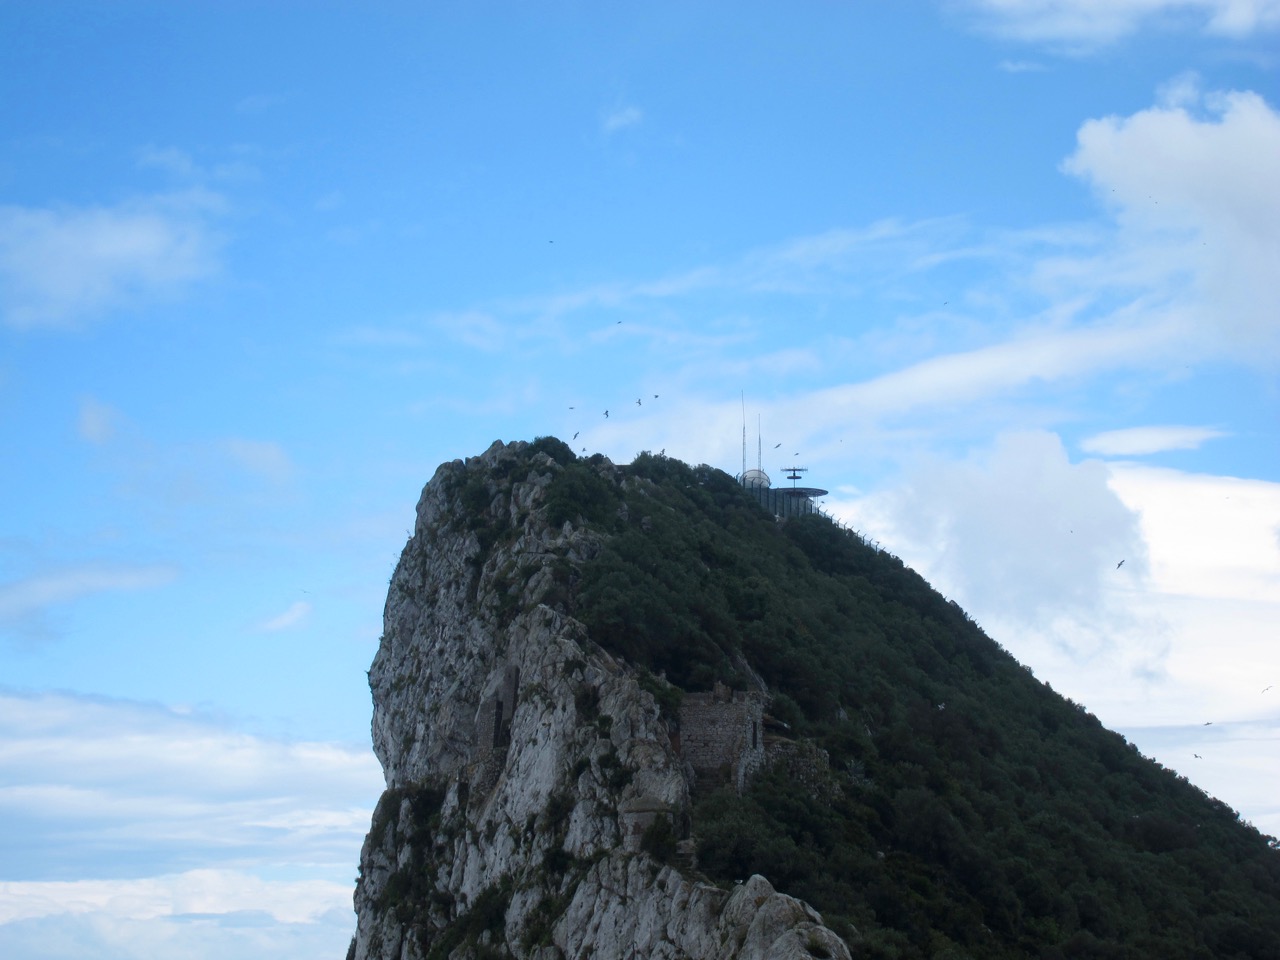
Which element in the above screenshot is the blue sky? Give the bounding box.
[2,2,1278,956]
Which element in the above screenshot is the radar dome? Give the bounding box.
[742,468,771,489]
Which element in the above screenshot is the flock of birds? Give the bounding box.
[1111,559,1274,764]
[564,395,662,452]
[1188,684,1274,762]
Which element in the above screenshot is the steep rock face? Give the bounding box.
[349,440,852,960]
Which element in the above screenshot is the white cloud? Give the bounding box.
[77,397,124,446]
[602,105,643,134]
[430,310,509,351]
[817,317,1185,419]
[1064,88,1280,238]
[1108,464,1280,602]
[256,601,311,632]
[0,565,177,624]
[221,439,296,484]
[830,430,1145,629]
[0,870,346,925]
[136,146,200,179]
[0,908,355,960]
[997,58,1048,71]
[1080,424,1227,455]
[963,0,1280,48]
[0,192,224,330]
[235,92,289,115]
[0,690,381,877]
[1062,86,1280,358]
[314,190,344,212]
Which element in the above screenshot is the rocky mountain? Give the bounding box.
[348,438,1280,960]
[349,439,851,960]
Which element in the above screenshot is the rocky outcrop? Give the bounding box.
[348,439,853,960]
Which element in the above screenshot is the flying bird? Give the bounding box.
[572,432,579,440]
[636,398,642,406]
[774,442,782,449]
[1116,560,1125,569]
[1263,686,1274,694]
[1194,753,1202,759]
[1203,721,1213,726]
[603,410,609,418]
[654,394,659,399]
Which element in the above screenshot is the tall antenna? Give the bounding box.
[740,391,746,479]
[757,414,762,473]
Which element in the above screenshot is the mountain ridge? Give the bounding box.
[349,437,1279,960]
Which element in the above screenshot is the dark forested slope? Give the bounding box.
[519,438,1279,960]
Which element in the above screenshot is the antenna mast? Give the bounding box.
[740,392,746,479]
[757,414,762,472]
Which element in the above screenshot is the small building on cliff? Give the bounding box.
[677,681,767,794]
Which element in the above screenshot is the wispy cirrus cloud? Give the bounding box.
[961,0,1280,49]
[998,58,1048,72]
[1081,425,1227,456]
[0,565,177,638]
[256,601,311,632]
[601,105,643,134]
[221,439,296,485]
[76,397,124,446]
[0,191,225,330]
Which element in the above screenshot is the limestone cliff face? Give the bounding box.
[349,440,852,960]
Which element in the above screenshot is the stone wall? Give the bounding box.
[678,681,767,793]
[474,663,520,759]
[764,736,834,799]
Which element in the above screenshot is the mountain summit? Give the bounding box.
[349,438,1279,960]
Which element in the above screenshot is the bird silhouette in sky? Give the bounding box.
[1116,560,1125,569]
[603,410,609,418]
[1263,685,1274,694]
[774,442,782,448]
[1203,721,1213,726]
[636,398,642,406]
[1194,753,1202,759]
[572,432,579,440]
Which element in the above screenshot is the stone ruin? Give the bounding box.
[676,681,768,794]
[472,663,520,795]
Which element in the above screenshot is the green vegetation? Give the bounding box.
[541,447,1280,960]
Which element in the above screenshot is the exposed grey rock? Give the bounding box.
[349,440,853,960]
